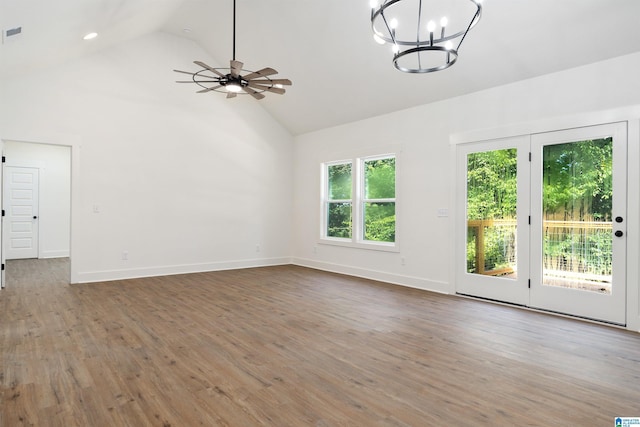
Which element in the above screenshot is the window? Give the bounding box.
[322,154,397,250]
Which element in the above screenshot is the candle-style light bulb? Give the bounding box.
[440,17,448,38]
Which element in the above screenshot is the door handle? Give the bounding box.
[615,230,624,237]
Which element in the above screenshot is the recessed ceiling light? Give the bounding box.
[182,28,192,34]
[83,32,98,40]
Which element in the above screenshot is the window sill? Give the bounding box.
[318,238,400,253]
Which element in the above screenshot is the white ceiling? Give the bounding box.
[2,0,640,135]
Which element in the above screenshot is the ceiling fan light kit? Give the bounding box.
[371,0,482,73]
[174,0,292,100]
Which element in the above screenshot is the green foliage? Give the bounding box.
[364,158,396,242]
[327,202,352,238]
[327,163,353,238]
[467,225,516,273]
[543,138,612,220]
[466,149,517,220]
[364,203,395,242]
[365,158,395,199]
[328,163,352,200]
[466,139,614,277]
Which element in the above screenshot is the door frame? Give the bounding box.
[450,114,640,332]
[0,134,80,286]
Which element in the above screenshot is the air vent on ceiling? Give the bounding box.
[3,26,23,44]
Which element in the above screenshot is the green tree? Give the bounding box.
[327,163,352,238]
[543,138,612,221]
[466,149,517,220]
[364,158,396,242]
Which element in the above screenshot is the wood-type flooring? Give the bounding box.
[1,259,639,426]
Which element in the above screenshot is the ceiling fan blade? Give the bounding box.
[230,60,243,77]
[174,69,198,75]
[247,82,286,95]
[193,61,225,78]
[242,67,278,80]
[176,80,219,83]
[174,69,221,81]
[197,85,222,93]
[242,86,266,100]
[227,92,237,99]
[249,78,292,86]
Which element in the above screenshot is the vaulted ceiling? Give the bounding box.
[3,0,640,135]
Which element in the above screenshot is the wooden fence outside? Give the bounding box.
[468,219,613,278]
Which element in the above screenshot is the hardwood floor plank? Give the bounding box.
[2,259,640,426]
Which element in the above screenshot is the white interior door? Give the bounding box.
[4,166,39,260]
[530,122,627,325]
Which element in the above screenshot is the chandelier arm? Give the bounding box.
[380,12,396,45]
[416,0,422,45]
[455,6,482,51]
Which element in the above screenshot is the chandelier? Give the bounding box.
[371,0,482,73]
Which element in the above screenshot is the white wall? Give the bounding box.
[0,31,295,282]
[292,52,640,331]
[3,141,71,258]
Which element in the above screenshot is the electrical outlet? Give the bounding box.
[122,251,128,260]
[256,244,260,253]
[401,257,406,266]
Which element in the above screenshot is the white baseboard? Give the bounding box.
[40,250,70,259]
[75,257,292,284]
[291,257,450,294]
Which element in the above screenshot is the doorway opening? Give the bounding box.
[2,140,72,288]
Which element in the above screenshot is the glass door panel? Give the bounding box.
[466,149,518,278]
[542,139,613,294]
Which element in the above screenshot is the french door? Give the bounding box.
[456,122,627,325]
[456,135,530,306]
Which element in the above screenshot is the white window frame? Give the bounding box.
[321,153,398,252]
[322,159,353,242]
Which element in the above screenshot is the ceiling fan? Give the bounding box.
[174,0,292,100]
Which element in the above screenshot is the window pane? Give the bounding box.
[365,158,395,199]
[364,202,395,242]
[328,163,352,200]
[327,202,352,238]
[542,138,613,294]
[466,149,517,278]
